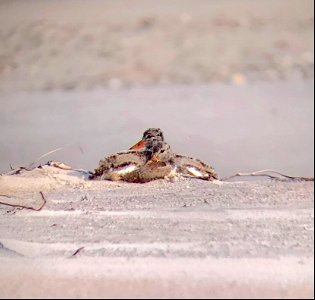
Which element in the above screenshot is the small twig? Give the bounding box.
[2,145,85,176]
[71,246,85,257]
[3,148,64,175]
[28,147,64,168]
[4,166,32,176]
[221,169,314,182]
[0,191,47,211]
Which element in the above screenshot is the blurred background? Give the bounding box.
[0,0,314,177]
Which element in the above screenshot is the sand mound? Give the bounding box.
[0,165,92,209]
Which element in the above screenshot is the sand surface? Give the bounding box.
[0,0,313,91]
[0,80,314,177]
[0,167,314,298]
[0,0,313,298]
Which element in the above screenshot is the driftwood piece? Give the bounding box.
[221,169,314,182]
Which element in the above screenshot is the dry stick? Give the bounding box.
[221,169,314,182]
[28,147,65,168]
[4,166,33,176]
[4,147,65,175]
[71,247,85,257]
[0,191,47,211]
[3,145,85,176]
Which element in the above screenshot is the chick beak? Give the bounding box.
[129,140,146,150]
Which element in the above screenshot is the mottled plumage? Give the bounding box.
[92,128,218,182]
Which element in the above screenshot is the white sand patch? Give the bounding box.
[14,206,313,222]
[0,165,92,198]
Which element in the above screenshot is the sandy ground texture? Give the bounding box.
[0,0,313,92]
[0,0,313,298]
[0,166,314,298]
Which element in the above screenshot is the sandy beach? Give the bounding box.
[0,80,314,178]
[0,0,313,91]
[0,166,314,298]
[0,173,314,298]
[0,0,314,298]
